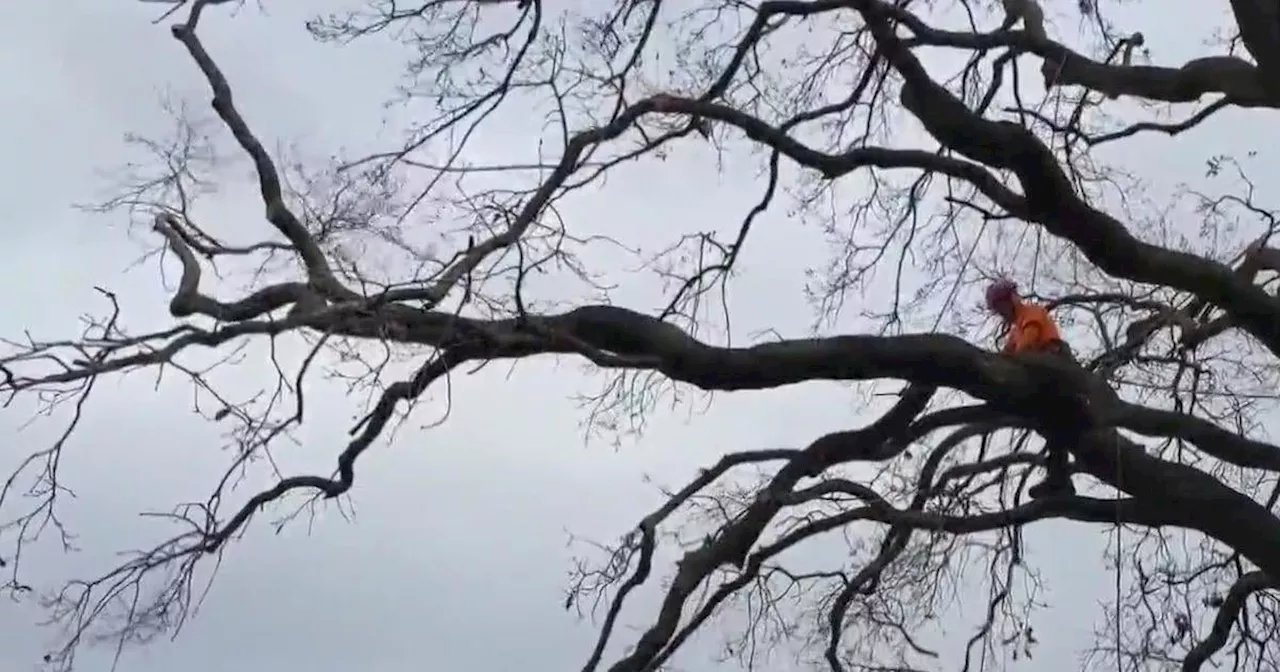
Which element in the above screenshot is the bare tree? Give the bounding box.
[7,0,1280,669]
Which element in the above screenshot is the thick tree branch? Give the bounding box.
[854,0,1280,361]
[65,229,1280,597]
[1226,0,1280,85]
[42,216,1280,484]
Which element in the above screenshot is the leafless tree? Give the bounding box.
[7,0,1280,669]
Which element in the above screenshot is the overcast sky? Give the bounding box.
[0,1,1270,671]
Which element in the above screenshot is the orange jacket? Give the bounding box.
[1001,299,1062,354]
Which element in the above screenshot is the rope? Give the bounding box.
[1041,56,1123,671]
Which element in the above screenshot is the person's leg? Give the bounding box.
[1028,436,1075,498]
[1043,338,1075,362]
[1026,339,1080,498]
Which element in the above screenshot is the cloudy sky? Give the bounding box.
[0,0,1269,670]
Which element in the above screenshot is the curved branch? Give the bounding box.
[578,448,804,672]
[599,384,939,672]
[154,214,313,320]
[199,349,464,553]
[169,1,352,299]
[1182,570,1275,671]
[1118,403,1280,472]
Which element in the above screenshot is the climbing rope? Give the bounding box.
[1032,57,1124,671]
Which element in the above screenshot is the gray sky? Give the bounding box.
[0,0,1269,670]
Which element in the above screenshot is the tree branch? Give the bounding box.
[883,1,1275,105]
[1225,0,1280,86]
[169,0,353,299]
[855,0,1280,360]
[1182,570,1275,671]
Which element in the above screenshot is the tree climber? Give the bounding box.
[984,278,1079,498]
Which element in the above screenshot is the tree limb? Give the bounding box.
[855,0,1280,360]
[1182,570,1276,671]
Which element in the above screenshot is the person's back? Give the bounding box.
[1003,299,1063,355]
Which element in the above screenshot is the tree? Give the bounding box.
[7,0,1280,668]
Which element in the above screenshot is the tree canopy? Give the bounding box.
[7,0,1280,669]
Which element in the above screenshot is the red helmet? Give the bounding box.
[985,279,1018,311]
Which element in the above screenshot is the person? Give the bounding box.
[984,278,1079,498]
[986,279,1070,358]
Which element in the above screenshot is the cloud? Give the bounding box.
[0,1,1254,671]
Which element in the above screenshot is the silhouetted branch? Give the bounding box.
[1183,571,1275,671]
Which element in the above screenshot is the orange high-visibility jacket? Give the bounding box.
[1001,299,1062,354]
